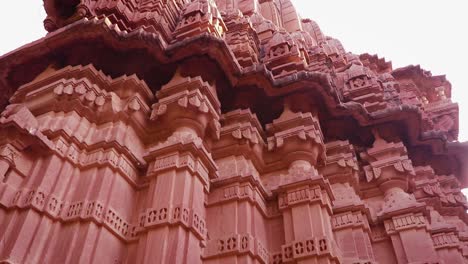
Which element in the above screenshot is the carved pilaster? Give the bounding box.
[324,141,375,263]
[330,184,375,263]
[265,104,340,263]
[361,132,438,263]
[140,71,220,264]
[412,167,468,262]
[206,108,275,263]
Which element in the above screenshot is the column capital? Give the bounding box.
[151,71,221,140]
[360,131,414,192]
[266,103,325,166]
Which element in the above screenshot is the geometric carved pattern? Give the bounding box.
[281,236,339,262]
[0,0,467,263]
[384,213,427,235]
[204,233,269,263]
[5,186,207,242]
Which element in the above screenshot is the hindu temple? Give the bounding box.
[0,0,467,263]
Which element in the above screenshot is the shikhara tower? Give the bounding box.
[0,0,467,263]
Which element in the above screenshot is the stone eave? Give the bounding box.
[392,64,452,97]
[0,16,465,182]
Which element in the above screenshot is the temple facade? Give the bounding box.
[0,0,467,263]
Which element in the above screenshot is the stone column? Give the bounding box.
[331,209,375,264]
[413,167,468,263]
[138,71,220,264]
[204,108,271,263]
[361,132,438,264]
[266,105,341,264]
[0,66,153,264]
[322,140,376,263]
[0,104,60,264]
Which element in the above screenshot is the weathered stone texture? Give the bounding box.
[0,0,467,263]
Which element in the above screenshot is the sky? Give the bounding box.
[291,0,468,142]
[0,1,466,142]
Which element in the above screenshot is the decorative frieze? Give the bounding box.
[363,157,414,182]
[8,187,138,242]
[5,186,207,243]
[139,205,207,240]
[147,152,210,187]
[208,182,280,218]
[50,137,143,188]
[281,236,339,262]
[331,211,370,231]
[384,213,427,235]
[432,232,460,249]
[152,88,219,123]
[204,233,269,263]
[278,186,322,210]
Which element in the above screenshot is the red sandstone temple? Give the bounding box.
[0,0,467,263]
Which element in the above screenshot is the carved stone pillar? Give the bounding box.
[431,229,465,263]
[139,71,220,263]
[0,65,153,263]
[267,105,341,264]
[322,140,376,264]
[0,104,60,264]
[412,166,468,263]
[361,132,438,264]
[331,210,375,264]
[205,108,272,263]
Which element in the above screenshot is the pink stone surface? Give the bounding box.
[0,0,467,263]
